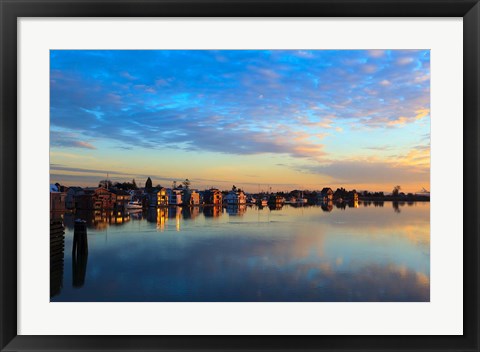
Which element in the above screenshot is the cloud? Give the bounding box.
[50,164,300,190]
[300,159,428,185]
[294,143,430,186]
[155,78,171,87]
[295,50,315,58]
[356,104,430,128]
[383,108,430,127]
[362,64,378,74]
[397,57,415,65]
[120,71,137,80]
[368,50,386,58]
[364,145,392,151]
[249,66,281,80]
[414,74,430,83]
[74,141,96,149]
[414,108,430,120]
[50,131,96,149]
[50,165,180,186]
[400,145,430,169]
[50,50,430,160]
[50,165,131,176]
[387,116,410,126]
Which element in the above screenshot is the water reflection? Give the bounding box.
[226,204,247,216]
[51,202,430,302]
[203,205,222,218]
[157,208,167,231]
[321,201,333,212]
[64,209,130,229]
[72,220,88,288]
[268,204,284,211]
[182,206,200,220]
[393,201,401,213]
[146,207,157,223]
[72,249,88,288]
[360,200,385,207]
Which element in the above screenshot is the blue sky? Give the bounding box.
[50,50,430,192]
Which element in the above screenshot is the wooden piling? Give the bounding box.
[73,220,88,255]
[50,219,65,298]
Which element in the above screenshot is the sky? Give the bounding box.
[50,50,430,193]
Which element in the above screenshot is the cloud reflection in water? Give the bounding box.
[54,202,429,302]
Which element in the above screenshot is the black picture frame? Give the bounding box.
[1,0,478,351]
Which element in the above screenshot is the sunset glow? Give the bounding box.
[50,50,430,193]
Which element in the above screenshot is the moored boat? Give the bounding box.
[126,201,142,209]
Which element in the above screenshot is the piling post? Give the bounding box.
[73,219,88,255]
[50,219,65,298]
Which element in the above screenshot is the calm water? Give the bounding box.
[51,201,430,302]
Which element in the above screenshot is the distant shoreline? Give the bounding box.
[359,197,430,202]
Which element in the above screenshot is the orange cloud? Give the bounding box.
[387,108,430,126]
[415,108,430,120]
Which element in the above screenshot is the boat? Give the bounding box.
[285,197,296,204]
[126,201,142,209]
[295,191,308,204]
[268,195,286,205]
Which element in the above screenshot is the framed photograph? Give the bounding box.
[1,0,478,351]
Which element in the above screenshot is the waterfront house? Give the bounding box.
[224,189,247,205]
[146,189,159,208]
[333,187,349,202]
[246,194,257,204]
[268,194,285,205]
[347,190,359,202]
[203,188,223,205]
[72,187,97,210]
[167,188,183,206]
[108,188,130,212]
[65,186,83,210]
[319,187,334,203]
[145,187,169,207]
[198,191,205,205]
[50,184,66,212]
[157,187,168,206]
[94,187,116,210]
[183,189,200,206]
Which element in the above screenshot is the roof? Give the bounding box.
[67,186,83,193]
[109,188,129,195]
